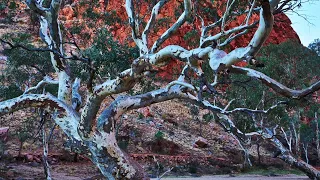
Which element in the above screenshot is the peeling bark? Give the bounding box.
[42,125,52,180]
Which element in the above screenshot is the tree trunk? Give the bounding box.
[257,143,261,165]
[302,143,309,164]
[42,127,52,180]
[315,113,320,160]
[18,141,23,158]
[230,133,252,168]
[297,110,301,156]
[281,126,292,152]
[290,120,300,156]
[73,153,79,162]
[87,131,148,180]
[270,137,320,179]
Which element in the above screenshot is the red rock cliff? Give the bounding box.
[1,0,300,78]
[59,0,299,78]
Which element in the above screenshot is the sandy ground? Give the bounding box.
[154,175,309,180]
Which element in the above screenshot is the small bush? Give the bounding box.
[154,131,164,140]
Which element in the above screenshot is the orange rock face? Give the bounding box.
[59,0,299,79]
[6,0,298,79]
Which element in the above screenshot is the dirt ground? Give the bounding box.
[0,161,103,180]
[157,174,309,180]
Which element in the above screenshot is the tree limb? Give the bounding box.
[142,0,168,52]
[0,93,81,140]
[24,76,59,94]
[229,65,320,99]
[151,0,191,53]
[208,0,274,72]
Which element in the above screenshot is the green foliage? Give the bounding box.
[84,7,100,19]
[70,24,85,35]
[14,117,37,144]
[0,84,23,100]
[0,0,19,23]
[258,40,320,89]
[78,0,122,31]
[8,1,16,9]
[78,28,138,84]
[1,28,138,98]
[225,40,320,132]
[188,161,198,174]
[200,7,219,21]
[154,130,164,140]
[300,123,314,144]
[138,112,144,120]
[0,33,55,100]
[154,17,172,32]
[203,113,214,122]
[0,2,6,11]
[118,139,129,151]
[308,38,320,56]
[183,29,200,48]
[190,105,199,116]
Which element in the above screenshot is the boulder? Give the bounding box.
[25,154,33,162]
[194,137,208,148]
[0,127,9,142]
[137,107,153,118]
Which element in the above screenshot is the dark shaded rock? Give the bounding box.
[194,137,208,148]
[28,162,40,167]
[0,127,9,142]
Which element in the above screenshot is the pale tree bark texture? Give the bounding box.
[1,0,320,179]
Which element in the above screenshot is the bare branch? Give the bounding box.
[200,19,222,47]
[0,38,89,63]
[142,0,168,51]
[0,93,80,140]
[208,0,274,72]
[221,0,237,33]
[72,78,82,111]
[26,0,73,105]
[245,0,274,57]
[24,76,59,94]
[202,21,259,48]
[0,94,64,116]
[125,0,148,54]
[230,65,320,99]
[26,0,49,16]
[151,0,192,53]
[217,0,258,47]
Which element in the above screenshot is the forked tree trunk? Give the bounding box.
[281,127,292,152]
